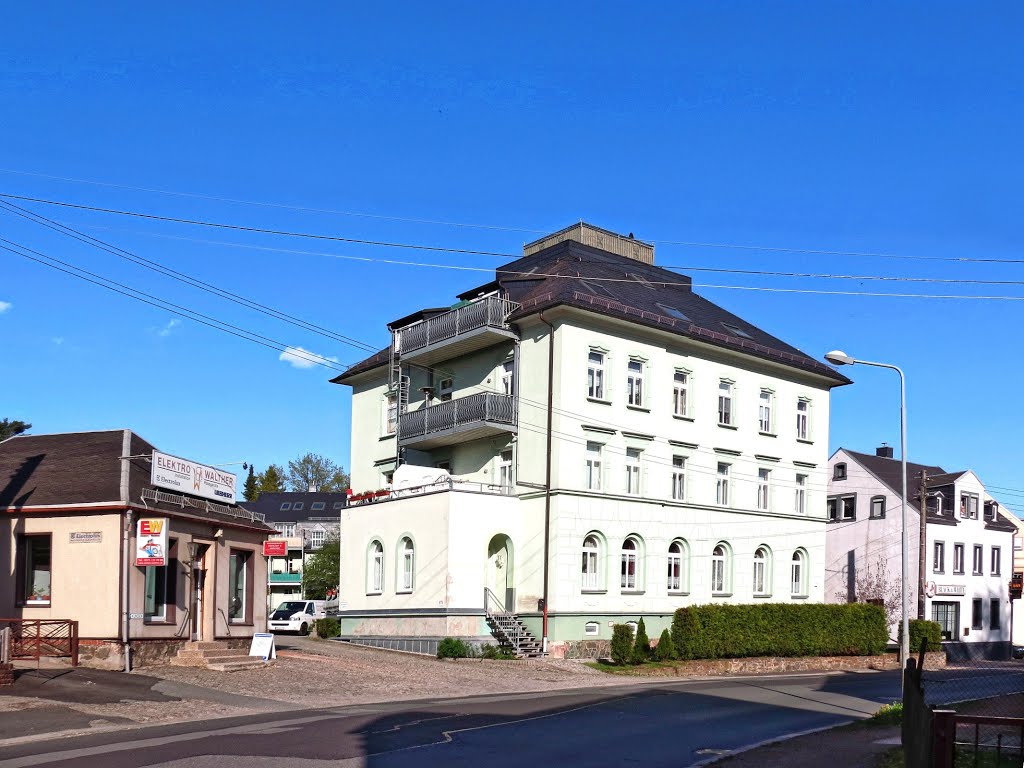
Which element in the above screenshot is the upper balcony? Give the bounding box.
[395,296,520,366]
[398,392,517,450]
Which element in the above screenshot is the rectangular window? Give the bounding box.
[438,378,454,402]
[143,540,176,622]
[753,555,766,595]
[585,442,603,491]
[310,530,326,549]
[498,449,513,491]
[991,546,1002,576]
[672,370,689,417]
[932,601,959,640]
[587,351,605,399]
[716,463,730,506]
[501,360,514,396]
[933,541,945,573]
[758,390,773,433]
[973,545,983,575]
[953,544,964,575]
[833,463,847,480]
[624,448,641,495]
[972,598,983,630]
[827,497,838,521]
[796,399,810,440]
[960,493,979,519]
[19,534,51,605]
[984,501,997,521]
[718,381,733,426]
[384,392,397,435]
[371,546,384,593]
[671,456,686,501]
[278,524,296,538]
[626,360,644,407]
[870,497,886,519]
[990,599,1001,630]
[620,549,637,590]
[840,496,856,520]
[927,494,944,515]
[795,474,807,515]
[757,469,771,511]
[228,550,252,624]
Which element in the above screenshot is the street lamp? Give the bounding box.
[825,350,910,673]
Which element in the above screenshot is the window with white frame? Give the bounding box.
[587,351,606,399]
[953,543,965,574]
[791,550,807,596]
[582,534,601,591]
[584,621,600,636]
[620,537,639,590]
[870,496,886,519]
[671,455,686,501]
[624,448,641,495]
[795,474,807,515]
[585,442,603,491]
[501,360,514,396]
[672,370,689,417]
[278,523,296,538]
[828,495,856,520]
[716,463,730,506]
[368,540,384,594]
[711,543,730,594]
[398,537,415,592]
[384,392,398,435]
[960,493,979,519]
[757,469,771,511]
[992,546,1002,576]
[796,399,810,440]
[627,359,644,407]
[667,540,687,592]
[973,544,983,575]
[758,390,773,433]
[753,546,770,596]
[934,541,946,573]
[498,449,513,491]
[718,381,733,426]
[927,493,944,516]
[309,529,326,549]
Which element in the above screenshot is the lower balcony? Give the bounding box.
[398,392,517,450]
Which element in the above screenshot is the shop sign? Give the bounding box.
[136,518,169,566]
[69,532,102,544]
[249,633,277,661]
[263,540,288,557]
[151,451,237,504]
[935,584,965,596]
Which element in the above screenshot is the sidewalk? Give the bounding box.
[706,721,900,767]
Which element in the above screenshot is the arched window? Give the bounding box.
[367,540,384,594]
[711,542,731,595]
[753,546,771,596]
[621,537,639,590]
[581,534,601,591]
[398,537,415,593]
[791,550,807,597]
[667,540,689,593]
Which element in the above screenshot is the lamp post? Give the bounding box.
[825,350,910,673]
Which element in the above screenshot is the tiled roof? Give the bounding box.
[239,491,347,523]
[331,347,389,384]
[841,449,947,512]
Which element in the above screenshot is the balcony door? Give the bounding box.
[487,533,515,613]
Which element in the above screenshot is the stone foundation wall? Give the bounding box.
[596,651,947,676]
[0,662,13,686]
[78,638,252,669]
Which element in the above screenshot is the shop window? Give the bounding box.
[144,539,178,623]
[228,549,253,624]
[18,534,52,605]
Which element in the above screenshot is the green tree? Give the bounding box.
[610,624,633,666]
[0,419,31,441]
[631,617,651,664]
[654,629,676,661]
[286,453,349,492]
[243,465,259,502]
[303,534,340,599]
[256,464,286,495]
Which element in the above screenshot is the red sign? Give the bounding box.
[263,540,288,557]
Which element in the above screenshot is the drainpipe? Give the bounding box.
[538,312,555,653]
[122,508,134,672]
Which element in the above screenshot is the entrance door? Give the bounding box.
[190,544,209,641]
[931,601,959,641]
[486,534,514,611]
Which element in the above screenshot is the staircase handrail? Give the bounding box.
[483,587,524,650]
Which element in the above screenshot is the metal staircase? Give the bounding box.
[484,588,544,658]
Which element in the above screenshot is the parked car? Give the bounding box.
[267,600,326,635]
[1012,645,1024,660]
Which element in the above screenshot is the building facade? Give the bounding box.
[0,430,273,669]
[825,446,1015,659]
[335,223,850,657]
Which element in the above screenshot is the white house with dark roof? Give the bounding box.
[332,223,850,657]
[826,446,1015,660]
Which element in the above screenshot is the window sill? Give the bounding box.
[758,431,776,438]
[621,590,646,596]
[711,592,733,598]
[379,434,395,441]
[791,594,809,600]
[752,593,772,599]
[626,405,650,413]
[934,571,945,576]
[144,619,175,626]
[581,589,607,595]
[396,589,413,595]
[869,516,886,520]
[667,591,690,597]
[673,414,694,422]
[842,517,857,522]
[797,438,814,445]
[587,397,612,406]
[717,423,737,430]
[20,602,51,608]
[366,591,383,596]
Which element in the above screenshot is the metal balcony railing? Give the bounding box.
[398,392,516,441]
[397,296,520,353]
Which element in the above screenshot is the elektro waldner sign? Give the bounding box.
[151,451,237,504]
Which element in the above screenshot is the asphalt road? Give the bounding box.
[0,669,901,768]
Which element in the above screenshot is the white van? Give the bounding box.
[267,600,326,635]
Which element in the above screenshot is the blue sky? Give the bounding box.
[2,4,1023,512]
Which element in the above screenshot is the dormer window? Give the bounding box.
[833,463,847,481]
[655,303,690,322]
[722,322,752,339]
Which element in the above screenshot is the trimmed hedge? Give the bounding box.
[314,618,340,638]
[902,619,942,653]
[670,603,888,660]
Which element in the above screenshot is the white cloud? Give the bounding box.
[158,318,181,337]
[0,301,11,314]
[279,346,337,369]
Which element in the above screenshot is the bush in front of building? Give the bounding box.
[314,618,340,639]
[437,637,470,659]
[901,619,942,654]
[654,629,676,661]
[670,603,888,660]
[610,624,634,665]
[630,617,652,664]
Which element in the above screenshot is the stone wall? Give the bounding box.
[0,662,13,687]
[600,651,947,676]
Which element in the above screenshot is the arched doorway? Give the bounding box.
[486,534,515,612]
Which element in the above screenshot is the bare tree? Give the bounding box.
[836,554,902,633]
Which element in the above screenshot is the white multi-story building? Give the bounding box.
[333,223,850,657]
[825,446,1015,660]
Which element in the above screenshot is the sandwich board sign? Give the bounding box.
[249,633,276,660]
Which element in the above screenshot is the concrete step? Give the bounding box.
[207,659,272,672]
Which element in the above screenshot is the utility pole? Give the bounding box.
[917,469,928,621]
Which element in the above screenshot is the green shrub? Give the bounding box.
[901,620,942,654]
[610,624,634,665]
[630,618,651,664]
[480,644,517,660]
[437,637,470,659]
[314,618,340,638]
[654,629,676,661]
[870,701,903,726]
[670,603,888,661]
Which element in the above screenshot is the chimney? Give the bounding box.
[523,222,654,264]
[876,444,894,459]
